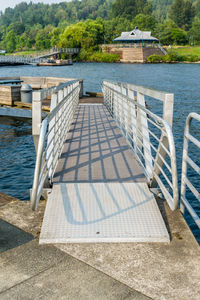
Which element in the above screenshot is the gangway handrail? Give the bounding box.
[31,80,80,210]
[102,80,178,211]
[181,112,200,228]
[104,80,174,126]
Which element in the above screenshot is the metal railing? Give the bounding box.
[180,113,200,228]
[102,80,178,211]
[102,44,161,48]
[34,48,80,59]
[0,55,42,64]
[0,48,80,65]
[31,80,80,210]
[157,44,168,55]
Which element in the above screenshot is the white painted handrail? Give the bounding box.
[102,80,178,211]
[181,113,200,228]
[31,80,80,210]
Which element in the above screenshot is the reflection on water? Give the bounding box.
[0,63,199,241]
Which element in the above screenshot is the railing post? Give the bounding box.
[110,85,113,116]
[136,92,143,160]
[180,114,192,214]
[128,89,137,152]
[137,92,153,179]
[47,92,58,181]
[32,91,42,153]
[116,84,122,127]
[121,85,128,138]
[79,79,83,98]
[163,93,174,127]
[58,89,64,156]
[151,93,174,186]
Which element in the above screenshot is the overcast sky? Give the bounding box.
[0,0,69,12]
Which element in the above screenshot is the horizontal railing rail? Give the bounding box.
[0,55,42,64]
[31,80,80,210]
[0,48,80,65]
[181,113,200,228]
[102,80,178,211]
[102,44,161,48]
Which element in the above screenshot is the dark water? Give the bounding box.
[0,63,199,241]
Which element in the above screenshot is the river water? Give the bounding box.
[0,62,199,241]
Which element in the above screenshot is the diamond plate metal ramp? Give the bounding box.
[40,182,169,243]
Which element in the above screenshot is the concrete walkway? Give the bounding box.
[0,193,150,300]
[0,193,199,300]
[0,240,150,300]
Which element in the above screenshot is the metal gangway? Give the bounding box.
[30,79,199,244]
[0,48,80,65]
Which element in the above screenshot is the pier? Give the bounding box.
[31,79,179,243]
[0,48,80,65]
[0,77,199,299]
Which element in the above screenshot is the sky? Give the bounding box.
[0,0,69,12]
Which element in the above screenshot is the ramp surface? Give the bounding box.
[40,104,169,243]
[53,104,146,183]
[40,182,169,243]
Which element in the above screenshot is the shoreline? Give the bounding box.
[75,60,200,64]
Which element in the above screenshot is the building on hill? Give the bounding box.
[113,28,158,45]
[102,28,166,63]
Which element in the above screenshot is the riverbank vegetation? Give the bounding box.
[147,51,200,63]
[0,0,200,62]
[78,50,120,62]
[147,46,200,62]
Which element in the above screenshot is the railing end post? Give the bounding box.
[32,91,42,153]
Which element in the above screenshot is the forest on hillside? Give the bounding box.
[0,0,200,53]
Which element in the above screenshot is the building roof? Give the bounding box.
[113,28,158,42]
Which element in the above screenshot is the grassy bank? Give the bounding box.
[147,46,200,63]
[171,46,200,56]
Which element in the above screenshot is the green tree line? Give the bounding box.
[0,0,200,53]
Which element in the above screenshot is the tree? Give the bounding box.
[189,18,200,44]
[183,0,196,30]
[154,20,188,45]
[35,25,54,50]
[59,19,104,51]
[169,0,185,27]
[195,0,200,19]
[5,30,16,52]
[7,22,25,36]
[169,0,195,29]
[50,28,63,47]
[170,28,188,44]
[112,0,151,20]
[132,14,157,32]
[103,17,132,43]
